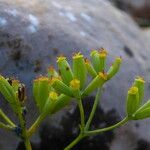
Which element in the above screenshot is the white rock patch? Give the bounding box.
[51,1,62,9]
[0,17,7,27]
[80,31,87,37]
[80,13,92,22]
[27,25,37,33]
[28,14,39,27]
[4,9,18,17]
[65,12,77,22]
[27,14,39,33]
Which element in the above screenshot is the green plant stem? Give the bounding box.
[17,109,32,150]
[64,134,83,150]
[85,117,129,136]
[64,117,129,150]
[0,109,16,127]
[85,88,101,130]
[0,122,14,130]
[77,97,85,131]
[64,96,85,150]
[24,135,32,150]
[28,114,44,137]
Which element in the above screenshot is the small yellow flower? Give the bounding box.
[70,79,80,90]
[73,52,83,59]
[135,76,145,83]
[115,57,122,63]
[128,86,138,94]
[49,91,58,100]
[98,72,107,80]
[34,76,50,83]
[57,56,66,63]
[99,48,108,58]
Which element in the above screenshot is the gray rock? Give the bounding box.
[0,0,150,150]
[110,0,150,9]
[109,0,150,26]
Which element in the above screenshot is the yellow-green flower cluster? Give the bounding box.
[0,49,123,118]
[125,76,150,120]
[32,49,123,116]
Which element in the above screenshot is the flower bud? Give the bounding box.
[42,91,58,116]
[73,52,87,89]
[70,79,80,98]
[133,76,145,106]
[133,100,150,120]
[52,78,73,97]
[84,58,97,78]
[126,86,139,118]
[18,83,26,104]
[90,50,100,73]
[82,72,107,97]
[33,76,51,112]
[0,75,18,113]
[11,79,20,92]
[70,79,80,90]
[52,94,71,113]
[107,57,122,79]
[98,48,108,72]
[57,56,73,85]
[49,91,58,100]
[47,66,58,78]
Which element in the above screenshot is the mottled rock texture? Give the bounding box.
[0,0,150,150]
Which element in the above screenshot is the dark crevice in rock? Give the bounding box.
[123,46,134,58]
[135,139,150,150]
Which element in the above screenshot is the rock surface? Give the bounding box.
[0,0,150,150]
[109,0,150,26]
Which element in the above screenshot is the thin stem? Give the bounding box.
[0,109,16,127]
[64,97,85,150]
[17,108,32,150]
[0,122,14,131]
[64,134,83,150]
[77,97,85,131]
[27,114,44,137]
[85,117,129,136]
[85,88,101,130]
[24,134,32,150]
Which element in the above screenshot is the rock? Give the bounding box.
[0,0,150,150]
[109,0,150,26]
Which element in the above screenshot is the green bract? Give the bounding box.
[126,86,139,118]
[133,76,145,106]
[133,100,150,120]
[90,50,101,73]
[73,52,87,90]
[52,78,73,97]
[82,72,107,97]
[107,57,122,79]
[98,48,108,72]
[47,66,58,78]
[84,58,97,78]
[90,48,107,73]
[57,56,73,85]
[52,94,71,113]
[0,76,20,114]
[33,76,51,112]
[42,91,58,116]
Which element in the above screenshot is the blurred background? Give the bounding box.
[0,0,150,150]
